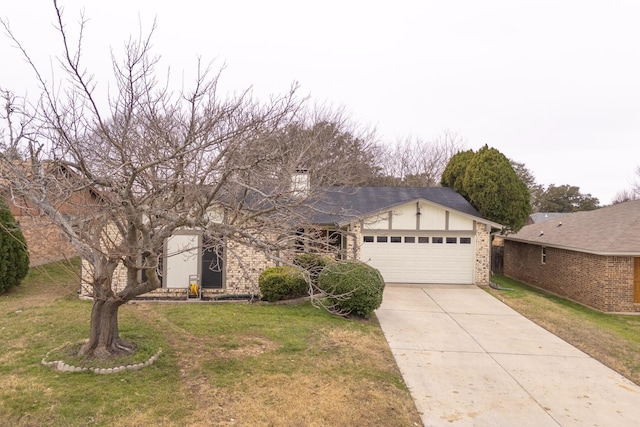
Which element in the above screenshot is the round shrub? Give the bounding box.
[293,253,332,285]
[0,200,29,294]
[258,266,308,302]
[317,261,385,318]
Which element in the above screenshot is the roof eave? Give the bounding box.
[503,236,640,257]
[335,197,502,229]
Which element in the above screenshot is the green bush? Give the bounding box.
[317,261,385,318]
[0,200,30,294]
[293,253,332,284]
[258,266,308,302]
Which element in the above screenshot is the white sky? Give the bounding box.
[2,0,639,204]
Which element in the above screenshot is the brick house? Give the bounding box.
[1,164,102,266]
[83,186,500,299]
[503,200,640,313]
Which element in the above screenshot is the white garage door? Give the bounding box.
[360,235,474,284]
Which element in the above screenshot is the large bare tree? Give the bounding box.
[1,1,371,358]
[612,165,640,204]
[375,131,465,187]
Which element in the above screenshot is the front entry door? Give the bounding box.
[634,258,640,304]
[201,238,223,289]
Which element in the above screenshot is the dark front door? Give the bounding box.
[201,240,223,289]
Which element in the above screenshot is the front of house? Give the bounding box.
[503,200,640,313]
[81,186,499,299]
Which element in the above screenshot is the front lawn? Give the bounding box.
[0,260,421,426]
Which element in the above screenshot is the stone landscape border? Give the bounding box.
[42,343,162,374]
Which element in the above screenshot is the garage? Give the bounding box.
[360,234,475,284]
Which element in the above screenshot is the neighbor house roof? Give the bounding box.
[503,200,640,255]
[528,212,568,224]
[308,186,497,227]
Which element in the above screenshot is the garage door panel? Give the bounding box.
[361,235,474,284]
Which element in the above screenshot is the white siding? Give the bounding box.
[391,202,418,230]
[448,212,474,230]
[364,212,390,230]
[420,204,446,230]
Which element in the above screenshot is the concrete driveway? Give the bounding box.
[376,284,640,427]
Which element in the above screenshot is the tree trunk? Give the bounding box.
[79,298,133,358]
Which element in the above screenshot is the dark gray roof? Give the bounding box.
[309,186,486,225]
[529,212,568,224]
[504,199,640,255]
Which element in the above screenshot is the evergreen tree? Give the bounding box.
[440,149,475,197]
[0,200,29,293]
[442,145,531,232]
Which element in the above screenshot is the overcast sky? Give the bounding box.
[2,1,639,204]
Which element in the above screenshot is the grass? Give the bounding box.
[486,275,640,385]
[0,260,421,426]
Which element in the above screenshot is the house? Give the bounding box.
[81,186,500,299]
[5,201,78,266]
[503,200,640,313]
[308,187,500,285]
[1,163,102,266]
[491,212,570,274]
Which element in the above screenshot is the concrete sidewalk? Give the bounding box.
[376,285,640,427]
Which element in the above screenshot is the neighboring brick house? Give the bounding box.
[492,212,569,274]
[1,164,102,266]
[85,186,500,300]
[503,200,640,313]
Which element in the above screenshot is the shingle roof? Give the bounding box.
[528,212,568,224]
[504,200,640,255]
[308,186,487,225]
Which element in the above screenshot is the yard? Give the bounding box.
[487,275,640,386]
[0,260,421,426]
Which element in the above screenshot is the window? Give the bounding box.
[328,231,342,249]
[404,236,415,243]
[377,236,388,243]
[432,237,443,244]
[418,236,429,244]
[460,237,471,244]
[446,237,457,244]
[390,236,402,243]
[295,228,305,252]
[363,236,374,243]
[542,247,547,264]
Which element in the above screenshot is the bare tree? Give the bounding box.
[376,131,465,186]
[0,89,32,160]
[1,1,369,358]
[510,159,544,212]
[633,165,640,197]
[611,165,640,205]
[611,189,638,204]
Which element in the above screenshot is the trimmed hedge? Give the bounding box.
[258,266,308,302]
[317,261,384,318]
[293,253,332,285]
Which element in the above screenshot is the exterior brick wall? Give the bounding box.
[224,238,275,295]
[80,258,128,298]
[17,215,78,266]
[346,222,361,260]
[504,240,640,313]
[474,222,491,285]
